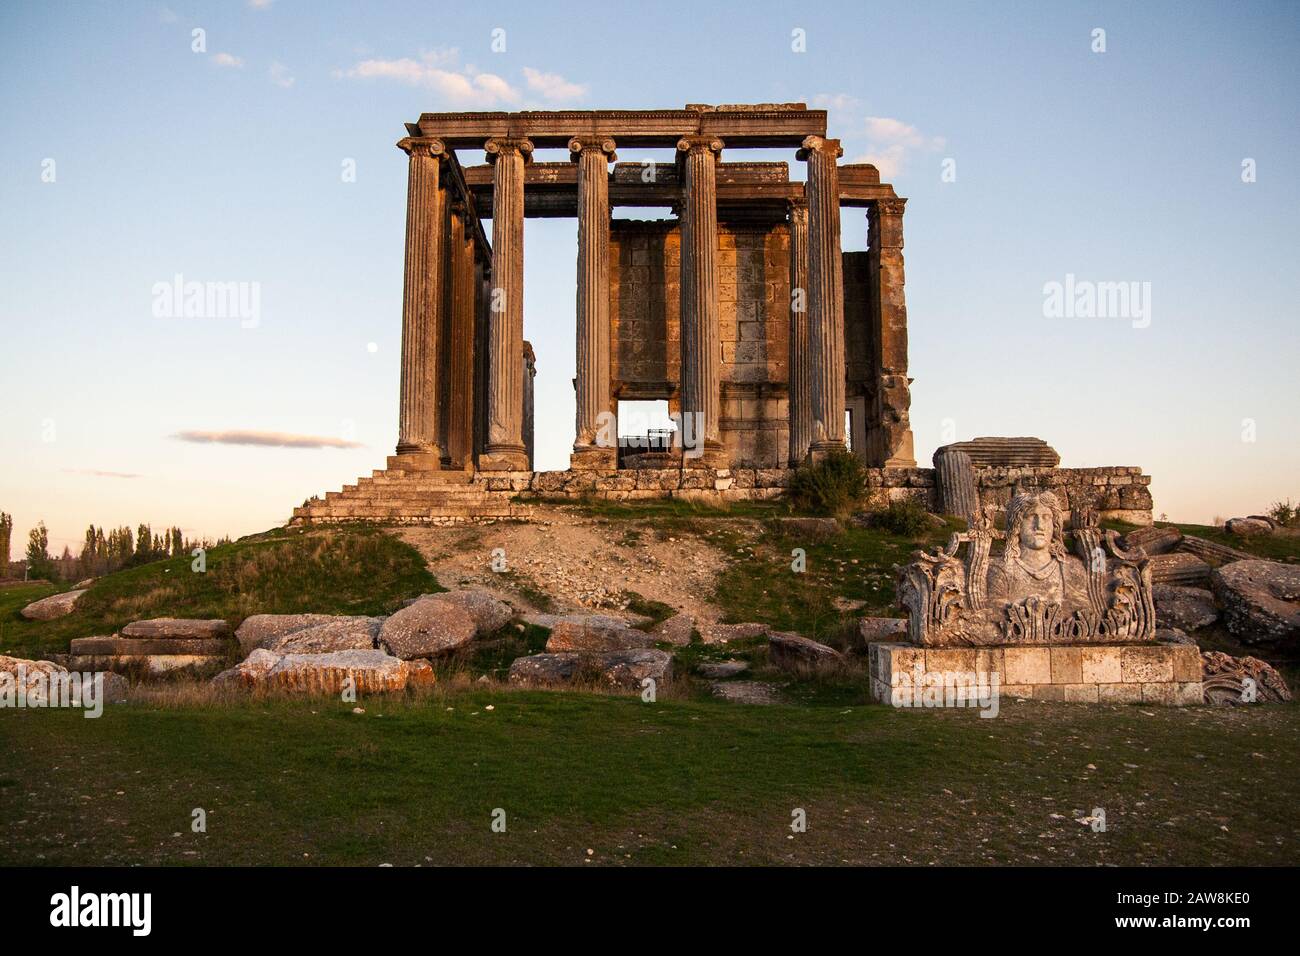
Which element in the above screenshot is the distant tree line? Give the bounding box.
[0,511,230,582]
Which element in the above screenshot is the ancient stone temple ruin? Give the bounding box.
[292,104,1153,525]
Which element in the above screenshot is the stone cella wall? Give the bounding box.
[498,464,1153,523]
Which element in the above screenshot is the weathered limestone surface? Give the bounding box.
[268,617,381,654]
[545,617,656,653]
[1152,585,1218,632]
[508,648,672,690]
[898,490,1156,647]
[865,197,914,466]
[423,590,514,636]
[69,636,231,656]
[653,613,695,646]
[1201,650,1292,705]
[801,136,846,455]
[236,613,339,655]
[768,631,843,670]
[20,589,87,621]
[121,618,230,640]
[787,200,811,463]
[1148,552,1212,587]
[571,137,616,464]
[1211,560,1300,646]
[677,135,724,454]
[932,446,978,521]
[480,137,532,471]
[379,598,477,658]
[939,437,1060,469]
[869,641,1201,707]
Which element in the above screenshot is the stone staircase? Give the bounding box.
[290,458,534,525]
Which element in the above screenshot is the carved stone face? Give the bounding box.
[1019,504,1055,552]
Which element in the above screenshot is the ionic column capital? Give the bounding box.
[676,135,724,156]
[797,135,843,161]
[568,136,617,161]
[872,196,907,218]
[397,136,448,159]
[484,137,535,162]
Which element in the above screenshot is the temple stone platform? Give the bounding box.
[290,462,1153,526]
[869,641,1203,707]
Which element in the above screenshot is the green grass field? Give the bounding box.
[2,689,1295,866]
[2,515,1297,867]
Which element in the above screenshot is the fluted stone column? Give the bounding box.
[570,136,617,468]
[787,198,812,465]
[395,137,447,459]
[447,204,477,469]
[867,196,916,466]
[800,135,846,459]
[677,135,724,461]
[480,137,532,471]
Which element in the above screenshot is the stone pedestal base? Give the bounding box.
[868,642,1203,707]
[569,447,618,471]
[387,452,446,472]
[478,447,529,472]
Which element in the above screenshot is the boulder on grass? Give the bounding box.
[423,590,514,636]
[653,613,695,646]
[267,650,410,695]
[70,636,231,656]
[858,617,908,642]
[507,648,672,691]
[214,648,281,686]
[711,681,782,705]
[545,616,656,653]
[768,632,844,671]
[378,598,477,659]
[20,589,87,621]
[268,617,381,654]
[0,656,126,706]
[1210,560,1300,646]
[1152,585,1219,632]
[121,618,230,640]
[697,659,749,679]
[699,622,768,645]
[235,614,339,655]
[1224,517,1272,538]
[1201,650,1292,705]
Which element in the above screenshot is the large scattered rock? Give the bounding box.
[267,650,411,694]
[1147,552,1212,587]
[1122,525,1183,556]
[214,648,281,686]
[268,617,380,654]
[697,659,749,679]
[1224,517,1272,538]
[121,618,230,640]
[653,613,695,646]
[236,614,339,655]
[1152,585,1219,632]
[0,656,126,706]
[858,616,908,642]
[508,648,672,691]
[20,589,87,621]
[378,598,477,659]
[1179,535,1254,565]
[1201,650,1291,705]
[68,654,225,677]
[423,590,514,636]
[545,616,656,653]
[710,680,782,705]
[699,622,768,645]
[1211,560,1300,645]
[69,636,231,656]
[768,632,844,671]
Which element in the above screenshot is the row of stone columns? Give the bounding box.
[397,130,902,472]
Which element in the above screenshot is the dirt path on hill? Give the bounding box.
[397,513,736,621]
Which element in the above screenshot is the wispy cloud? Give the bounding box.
[853,116,946,178]
[522,67,586,102]
[248,0,274,9]
[211,52,245,69]
[269,61,294,88]
[157,5,178,23]
[336,48,587,107]
[171,430,363,449]
[62,469,145,479]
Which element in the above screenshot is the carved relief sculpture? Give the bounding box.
[897,490,1156,646]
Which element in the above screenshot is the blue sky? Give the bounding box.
[1,0,1297,554]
